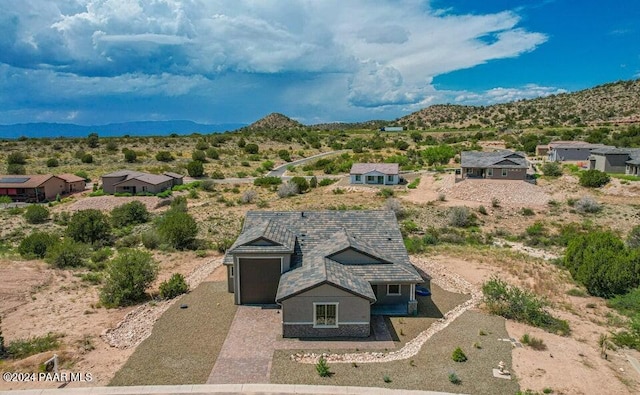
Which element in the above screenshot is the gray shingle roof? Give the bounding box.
[461,150,527,169]
[350,163,399,175]
[590,147,635,155]
[228,219,296,254]
[225,210,421,302]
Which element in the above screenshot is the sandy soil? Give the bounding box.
[60,195,165,213]
[430,253,640,394]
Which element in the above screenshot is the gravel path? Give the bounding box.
[101,257,222,349]
[440,176,550,206]
[292,257,481,364]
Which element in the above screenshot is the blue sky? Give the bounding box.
[0,0,638,126]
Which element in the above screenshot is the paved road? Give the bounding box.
[267,150,348,177]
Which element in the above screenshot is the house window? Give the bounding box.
[502,169,507,177]
[387,175,394,182]
[366,175,376,183]
[229,266,234,277]
[487,168,493,176]
[355,175,361,181]
[314,303,338,327]
[387,284,401,295]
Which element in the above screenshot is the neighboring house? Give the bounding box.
[589,148,640,174]
[545,141,612,162]
[380,126,404,132]
[0,174,66,202]
[350,163,400,185]
[101,170,181,194]
[223,211,423,338]
[163,172,184,186]
[460,150,528,180]
[58,173,86,193]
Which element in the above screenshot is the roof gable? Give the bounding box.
[327,247,389,265]
[493,159,520,166]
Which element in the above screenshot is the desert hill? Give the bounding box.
[244,113,304,131]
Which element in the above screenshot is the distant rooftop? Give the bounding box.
[350,163,399,175]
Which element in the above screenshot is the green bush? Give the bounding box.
[141,230,162,250]
[100,249,158,307]
[159,273,189,299]
[111,201,150,228]
[46,158,59,168]
[289,176,309,193]
[23,205,50,224]
[520,333,547,350]
[244,143,259,154]
[318,178,337,186]
[66,209,111,244]
[521,207,535,216]
[157,210,198,250]
[206,147,219,160]
[315,356,331,377]
[18,232,58,258]
[45,239,88,268]
[261,160,275,171]
[6,163,26,174]
[448,371,461,385]
[278,149,291,162]
[579,169,610,187]
[91,247,113,264]
[156,151,175,162]
[541,162,562,177]
[407,178,420,189]
[81,153,94,163]
[187,160,204,177]
[124,149,137,163]
[7,152,27,165]
[6,333,61,359]
[378,188,394,198]
[482,278,570,335]
[192,150,207,162]
[254,176,282,187]
[564,231,638,297]
[448,207,473,228]
[627,225,640,249]
[451,347,467,362]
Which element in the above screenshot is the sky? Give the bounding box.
[0,0,638,126]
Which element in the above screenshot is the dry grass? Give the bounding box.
[109,281,236,385]
[270,310,518,395]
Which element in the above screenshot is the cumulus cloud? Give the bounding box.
[453,84,567,105]
[0,0,551,123]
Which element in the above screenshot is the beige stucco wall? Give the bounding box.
[114,179,173,194]
[66,180,85,193]
[281,283,371,324]
[101,176,126,194]
[41,176,67,200]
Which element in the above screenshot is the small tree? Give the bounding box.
[46,158,59,168]
[111,201,150,228]
[87,132,100,148]
[157,210,198,250]
[289,176,309,193]
[45,239,88,268]
[100,249,158,307]
[159,273,189,299]
[124,149,137,163]
[244,143,259,154]
[541,162,562,177]
[23,205,50,224]
[187,160,205,177]
[18,232,58,258]
[579,169,610,188]
[66,209,111,244]
[315,356,331,377]
[81,153,94,164]
[7,152,27,165]
[309,176,318,188]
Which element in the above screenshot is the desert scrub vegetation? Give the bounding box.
[407,177,420,189]
[541,161,562,177]
[100,249,158,307]
[579,169,610,187]
[66,209,112,245]
[23,204,50,224]
[520,333,547,351]
[110,201,150,228]
[574,196,601,213]
[159,273,189,299]
[451,347,467,362]
[18,231,59,259]
[2,332,62,360]
[482,278,570,335]
[156,209,198,250]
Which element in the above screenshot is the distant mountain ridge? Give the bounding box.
[0,120,247,139]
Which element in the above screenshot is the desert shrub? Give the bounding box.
[574,196,601,213]
[46,158,59,167]
[192,150,207,162]
[141,230,162,250]
[159,273,189,299]
[451,347,467,362]
[315,356,331,377]
[579,169,610,187]
[437,193,446,201]
[491,197,500,207]
[448,371,461,385]
[66,209,111,244]
[526,221,546,236]
[628,225,640,249]
[318,178,336,186]
[407,178,420,189]
[5,333,61,360]
[448,207,472,227]
[278,149,291,162]
[478,205,488,215]
[378,188,394,198]
[261,160,275,171]
[23,205,49,224]
[482,277,570,335]
[200,179,216,191]
[157,210,198,250]
[100,249,158,307]
[91,247,113,264]
[521,207,535,216]
[309,176,318,188]
[18,232,58,258]
[81,153,93,164]
[156,151,174,162]
[289,176,309,193]
[254,176,282,187]
[7,163,26,174]
[124,149,137,163]
[106,140,118,152]
[384,198,404,218]
[187,160,205,177]
[541,162,562,177]
[170,195,188,212]
[7,152,27,165]
[44,239,88,268]
[206,147,219,160]
[520,333,547,350]
[277,182,299,198]
[244,143,259,154]
[241,189,257,204]
[110,201,150,228]
[564,231,639,297]
[210,170,225,179]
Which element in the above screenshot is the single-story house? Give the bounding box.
[545,141,612,162]
[101,170,182,194]
[350,163,400,185]
[589,148,640,174]
[460,150,528,180]
[58,173,86,193]
[223,210,423,338]
[163,172,184,185]
[0,174,67,202]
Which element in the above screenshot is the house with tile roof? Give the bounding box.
[588,147,640,175]
[58,173,86,193]
[224,210,423,338]
[101,170,182,194]
[541,141,613,162]
[460,150,529,180]
[350,163,400,185]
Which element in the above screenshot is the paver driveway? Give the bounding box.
[207,306,396,384]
